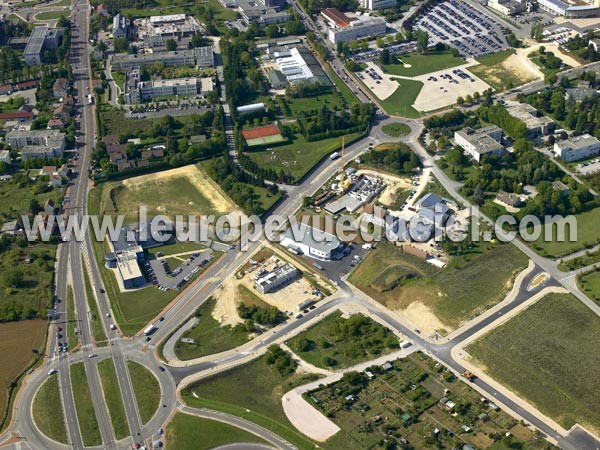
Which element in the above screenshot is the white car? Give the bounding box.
[48,369,57,376]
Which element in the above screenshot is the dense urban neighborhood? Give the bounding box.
[0,0,598,448]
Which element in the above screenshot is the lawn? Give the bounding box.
[349,241,528,332]
[34,10,69,20]
[578,269,600,303]
[0,175,63,219]
[81,259,107,346]
[308,352,557,450]
[70,363,101,446]
[381,122,411,137]
[66,286,78,349]
[203,0,239,21]
[0,320,47,429]
[32,374,67,444]
[244,132,363,182]
[383,52,465,77]
[146,241,206,258]
[98,176,218,224]
[286,312,399,369]
[166,413,267,450]
[174,297,251,361]
[128,361,160,424]
[181,354,322,450]
[285,92,345,116]
[97,359,129,439]
[379,78,424,118]
[529,206,600,258]
[467,293,600,433]
[469,49,536,92]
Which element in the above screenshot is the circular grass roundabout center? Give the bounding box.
[381,122,411,138]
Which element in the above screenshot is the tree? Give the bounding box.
[465,94,473,104]
[113,37,129,53]
[416,30,429,54]
[165,38,177,51]
[265,23,280,38]
[379,48,390,65]
[1,269,24,288]
[456,96,464,105]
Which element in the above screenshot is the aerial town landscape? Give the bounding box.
[0,0,598,447]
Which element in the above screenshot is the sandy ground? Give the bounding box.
[212,276,244,327]
[493,199,520,214]
[356,169,412,208]
[517,42,581,69]
[121,164,248,225]
[402,301,446,336]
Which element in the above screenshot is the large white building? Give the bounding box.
[506,103,554,136]
[112,46,214,72]
[280,225,343,260]
[454,126,505,162]
[254,263,298,293]
[24,26,64,66]
[554,134,600,162]
[321,8,387,44]
[486,0,527,16]
[537,0,599,17]
[360,0,398,10]
[6,130,65,160]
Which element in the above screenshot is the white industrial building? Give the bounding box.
[280,225,344,260]
[537,0,599,17]
[454,126,505,162]
[321,8,387,44]
[360,0,398,10]
[554,134,600,162]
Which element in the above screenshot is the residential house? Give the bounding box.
[0,150,11,164]
[53,78,69,98]
[552,180,570,196]
[47,118,64,129]
[43,199,55,213]
[495,190,522,208]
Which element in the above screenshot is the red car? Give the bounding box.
[56,326,62,332]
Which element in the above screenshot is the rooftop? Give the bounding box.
[282,225,342,254]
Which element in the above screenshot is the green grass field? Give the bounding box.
[349,241,528,332]
[166,413,267,450]
[70,363,101,446]
[98,176,218,224]
[244,132,363,182]
[34,10,69,20]
[467,293,600,432]
[286,312,398,369]
[469,49,536,92]
[128,361,160,424]
[175,298,251,361]
[0,176,63,219]
[384,52,464,77]
[379,78,424,118]
[32,374,67,444]
[381,122,411,137]
[529,207,600,258]
[97,359,128,439]
[286,92,345,116]
[81,260,107,346]
[181,355,322,450]
[578,269,600,303]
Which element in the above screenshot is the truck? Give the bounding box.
[312,262,324,270]
[463,370,476,381]
[329,152,340,160]
[297,299,315,311]
[144,324,156,336]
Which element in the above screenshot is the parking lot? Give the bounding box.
[350,41,417,63]
[575,159,600,176]
[145,248,214,291]
[414,0,508,58]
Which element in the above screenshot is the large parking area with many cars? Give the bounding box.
[145,248,215,291]
[414,0,509,58]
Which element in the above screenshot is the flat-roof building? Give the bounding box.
[321,8,387,44]
[6,130,65,160]
[280,225,344,260]
[254,263,298,293]
[506,103,554,136]
[537,0,599,17]
[24,26,64,66]
[554,134,600,162]
[486,0,527,16]
[275,46,332,86]
[360,0,398,9]
[454,126,505,162]
[112,46,214,72]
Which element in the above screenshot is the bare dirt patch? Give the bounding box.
[402,301,446,336]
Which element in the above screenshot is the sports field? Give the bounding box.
[383,52,465,77]
[242,124,287,147]
[467,293,600,433]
